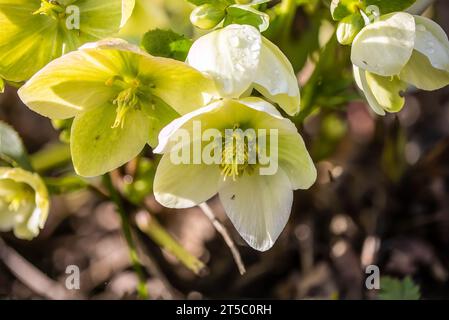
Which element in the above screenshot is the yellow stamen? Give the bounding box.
[220,127,253,181]
[106,77,142,129]
[33,0,65,19]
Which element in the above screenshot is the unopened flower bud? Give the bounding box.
[337,14,364,45]
[190,4,225,30]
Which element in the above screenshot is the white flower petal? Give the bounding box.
[154,153,221,209]
[253,38,300,115]
[353,65,386,115]
[187,24,262,98]
[413,15,449,71]
[219,169,293,251]
[354,65,406,115]
[278,132,317,190]
[351,12,415,76]
[238,97,282,117]
[153,100,224,154]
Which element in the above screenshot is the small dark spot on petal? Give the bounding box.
[231,195,236,200]
[95,135,100,141]
[363,60,368,65]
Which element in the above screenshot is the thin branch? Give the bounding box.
[135,210,206,276]
[407,0,436,15]
[199,202,246,275]
[133,234,184,299]
[103,174,149,299]
[0,237,84,300]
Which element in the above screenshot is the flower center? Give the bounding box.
[106,76,143,129]
[0,182,34,213]
[33,0,65,19]
[219,125,256,181]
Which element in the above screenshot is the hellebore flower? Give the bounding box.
[0,167,49,240]
[186,24,301,116]
[153,97,317,251]
[0,0,134,82]
[351,12,449,115]
[18,39,216,177]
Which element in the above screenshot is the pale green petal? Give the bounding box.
[153,153,221,209]
[278,132,317,190]
[365,72,407,113]
[253,38,300,116]
[18,48,119,119]
[0,0,128,82]
[20,39,213,120]
[145,98,180,148]
[71,104,150,177]
[187,24,262,98]
[351,12,415,76]
[146,56,217,115]
[400,51,449,90]
[354,65,407,115]
[413,15,449,71]
[219,169,293,251]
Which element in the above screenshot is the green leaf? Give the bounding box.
[141,29,193,61]
[379,276,421,300]
[224,4,269,31]
[330,0,360,21]
[0,121,32,170]
[187,0,232,6]
[364,0,417,15]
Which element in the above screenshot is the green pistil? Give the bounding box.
[220,125,255,181]
[106,76,143,129]
[33,0,65,19]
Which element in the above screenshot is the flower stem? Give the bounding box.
[102,174,148,299]
[278,0,297,45]
[134,210,206,275]
[407,0,435,15]
[30,143,71,173]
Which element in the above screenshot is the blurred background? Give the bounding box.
[0,0,449,300]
